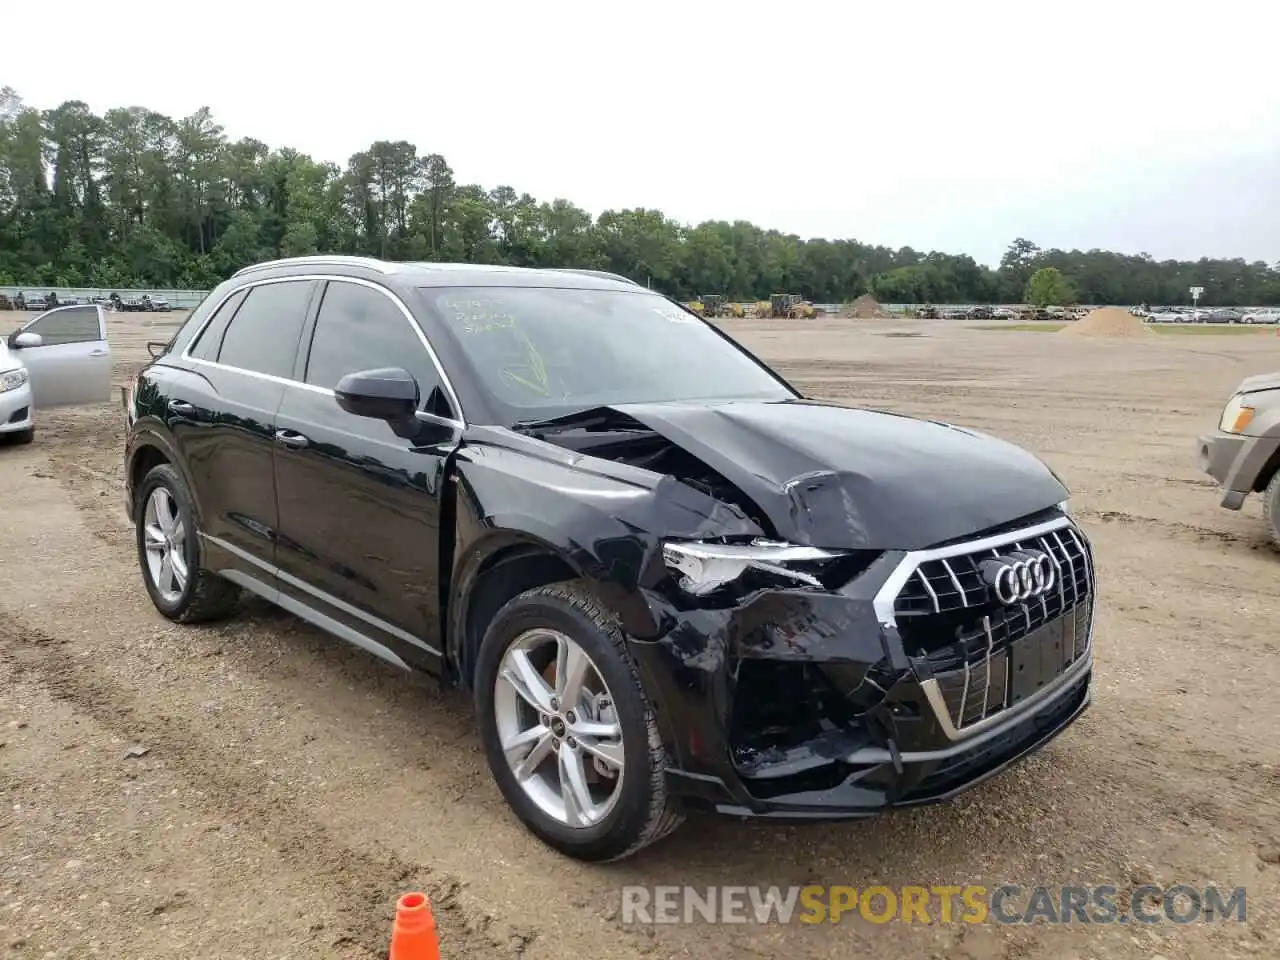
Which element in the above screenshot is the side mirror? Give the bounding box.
[334,367,419,421]
[9,331,42,349]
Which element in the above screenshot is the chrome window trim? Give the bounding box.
[870,513,1095,743]
[179,273,466,428]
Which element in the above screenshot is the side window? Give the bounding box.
[189,288,249,361]
[23,306,102,346]
[305,281,450,415]
[216,281,314,378]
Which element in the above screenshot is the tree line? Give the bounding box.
[2,88,1277,307]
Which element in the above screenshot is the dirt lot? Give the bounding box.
[2,310,1279,959]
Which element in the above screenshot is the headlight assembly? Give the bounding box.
[662,539,849,596]
[1219,393,1256,434]
[0,368,29,393]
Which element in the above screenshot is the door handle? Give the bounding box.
[167,400,196,416]
[274,429,310,449]
[89,349,107,357]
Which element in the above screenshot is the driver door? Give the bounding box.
[12,304,111,407]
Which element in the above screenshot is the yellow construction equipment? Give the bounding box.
[752,301,771,318]
[723,302,745,319]
[687,300,705,315]
[788,300,817,319]
[698,295,725,318]
[770,293,809,318]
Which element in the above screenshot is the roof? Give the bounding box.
[231,256,643,291]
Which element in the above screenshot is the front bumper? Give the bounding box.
[628,511,1096,819]
[0,379,34,433]
[1197,431,1280,509]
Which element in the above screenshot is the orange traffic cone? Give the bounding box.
[389,892,440,960]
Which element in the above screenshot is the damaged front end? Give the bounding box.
[624,510,1096,819]
[517,406,1095,820]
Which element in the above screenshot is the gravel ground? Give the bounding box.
[1,310,1278,959]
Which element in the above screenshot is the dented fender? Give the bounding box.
[445,428,767,676]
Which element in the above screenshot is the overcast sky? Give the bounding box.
[5,1,1278,266]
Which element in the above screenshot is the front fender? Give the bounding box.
[446,438,765,669]
[1221,394,1280,493]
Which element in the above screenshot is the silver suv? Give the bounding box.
[1199,373,1280,543]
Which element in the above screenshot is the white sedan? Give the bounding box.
[0,304,112,444]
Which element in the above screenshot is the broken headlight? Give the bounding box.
[662,539,850,596]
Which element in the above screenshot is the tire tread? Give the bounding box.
[1264,471,1280,549]
[537,582,685,861]
[479,579,684,861]
[138,463,240,623]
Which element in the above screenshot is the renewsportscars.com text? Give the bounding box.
[620,884,1247,925]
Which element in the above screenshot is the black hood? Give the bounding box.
[605,399,1068,550]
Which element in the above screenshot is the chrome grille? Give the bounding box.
[896,527,1091,618]
[891,520,1094,733]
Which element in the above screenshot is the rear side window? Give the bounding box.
[24,306,101,345]
[189,288,249,361]
[304,280,448,413]
[216,281,314,378]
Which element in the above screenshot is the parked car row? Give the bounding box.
[0,292,171,312]
[1132,306,1280,325]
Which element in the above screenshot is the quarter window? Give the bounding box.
[189,288,249,361]
[305,281,448,414]
[216,281,314,378]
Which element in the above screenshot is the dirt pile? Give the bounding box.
[1059,306,1150,338]
[845,293,889,319]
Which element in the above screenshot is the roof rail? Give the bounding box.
[547,268,642,287]
[232,255,392,278]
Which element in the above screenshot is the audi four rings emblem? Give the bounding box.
[978,550,1056,604]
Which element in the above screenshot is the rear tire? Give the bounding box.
[135,463,240,622]
[474,580,684,862]
[1264,471,1280,549]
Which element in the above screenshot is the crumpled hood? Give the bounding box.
[611,399,1068,550]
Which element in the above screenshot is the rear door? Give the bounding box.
[273,278,463,670]
[11,304,110,407]
[170,278,318,571]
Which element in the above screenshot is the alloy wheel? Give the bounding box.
[142,486,189,603]
[493,628,626,828]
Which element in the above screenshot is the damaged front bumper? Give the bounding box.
[628,511,1096,819]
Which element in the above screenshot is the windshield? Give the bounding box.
[417,286,796,424]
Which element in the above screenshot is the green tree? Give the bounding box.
[0,87,1277,306]
[1025,266,1076,307]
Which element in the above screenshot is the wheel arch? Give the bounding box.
[448,532,661,690]
[126,428,201,521]
[1253,446,1280,493]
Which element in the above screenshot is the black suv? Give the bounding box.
[123,256,1096,861]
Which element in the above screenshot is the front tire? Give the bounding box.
[5,428,33,445]
[135,463,240,622]
[474,581,684,861]
[1264,471,1280,549]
